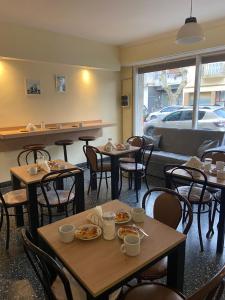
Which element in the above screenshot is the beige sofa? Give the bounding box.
[147,127,225,178]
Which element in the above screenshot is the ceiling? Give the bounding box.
[0,0,225,46]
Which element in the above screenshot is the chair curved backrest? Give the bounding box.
[132,144,154,174]
[83,145,104,172]
[21,229,73,300]
[39,168,77,208]
[164,164,208,205]
[17,149,51,166]
[201,149,225,164]
[188,265,225,300]
[127,136,145,147]
[142,187,193,234]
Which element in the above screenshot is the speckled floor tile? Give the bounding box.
[0,170,225,299]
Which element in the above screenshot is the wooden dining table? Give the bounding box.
[10,160,85,238]
[38,200,186,300]
[165,165,225,254]
[96,146,140,199]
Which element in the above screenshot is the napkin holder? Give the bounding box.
[87,214,103,228]
[185,156,203,170]
[87,205,103,227]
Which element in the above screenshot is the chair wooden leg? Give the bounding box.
[97,173,102,200]
[87,179,91,195]
[119,170,123,196]
[105,172,108,190]
[0,207,3,230]
[197,205,204,252]
[5,208,10,250]
[206,200,217,238]
[128,173,132,190]
[40,206,44,226]
[144,175,150,191]
[134,172,139,203]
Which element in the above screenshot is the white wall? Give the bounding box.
[0,59,121,181]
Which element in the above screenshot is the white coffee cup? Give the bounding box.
[120,234,140,257]
[132,208,145,223]
[217,170,225,180]
[58,224,75,243]
[216,161,225,171]
[28,166,38,175]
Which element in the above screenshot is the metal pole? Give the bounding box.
[192,55,202,129]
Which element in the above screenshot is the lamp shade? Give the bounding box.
[176,17,205,44]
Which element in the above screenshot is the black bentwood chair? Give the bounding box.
[119,136,145,164]
[137,187,193,282]
[201,149,225,238]
[21,229,122,300]
[21,229,82,300]
[0,188,27,249]
[38,168,77,225]
[164,165,213,252]
[119,144,154,202]
[83,145,111,200]
[17,148,51,166]
[121,263,225,300]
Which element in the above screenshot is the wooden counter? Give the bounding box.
[0,120,115,151]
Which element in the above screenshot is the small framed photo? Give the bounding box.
[26,79,41,95]
[55,75,66,93]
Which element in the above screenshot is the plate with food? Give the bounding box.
[117,225,144,240]
[115,210,131,224]
[75,224,102,240]
[115,143,126,151]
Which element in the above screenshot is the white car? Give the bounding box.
[146,106,183,121]
[144,108,225,136]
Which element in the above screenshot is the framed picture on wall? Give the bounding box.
[55,75,66,93]
[26,79,41,95]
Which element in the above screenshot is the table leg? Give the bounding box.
[111,156,119,200]
[75,170,85,213]
[217,188,225,253]
[26,183,39,240]
[11,173,24,227]
[167,240,186,292]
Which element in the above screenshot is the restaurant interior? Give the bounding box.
[1,1,225,299]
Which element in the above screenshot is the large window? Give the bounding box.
[137,54,225,136]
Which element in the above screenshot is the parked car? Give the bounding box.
[146,105,183,121]
[144,107,225,136]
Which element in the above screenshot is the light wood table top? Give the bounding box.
[10,160,79,184]
[0,121,114,140]
[38,200,186,298]
[166,164,225,189]
[97,145,139,157]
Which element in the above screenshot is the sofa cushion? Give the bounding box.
[143,134,161,151]
[151,151,190,164]
[153,127,225,156]
[197,139,220,158]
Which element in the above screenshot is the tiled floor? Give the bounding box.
[0,171,225,299]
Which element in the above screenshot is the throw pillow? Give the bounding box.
[197,139,220,158]
[143,134,161,151]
